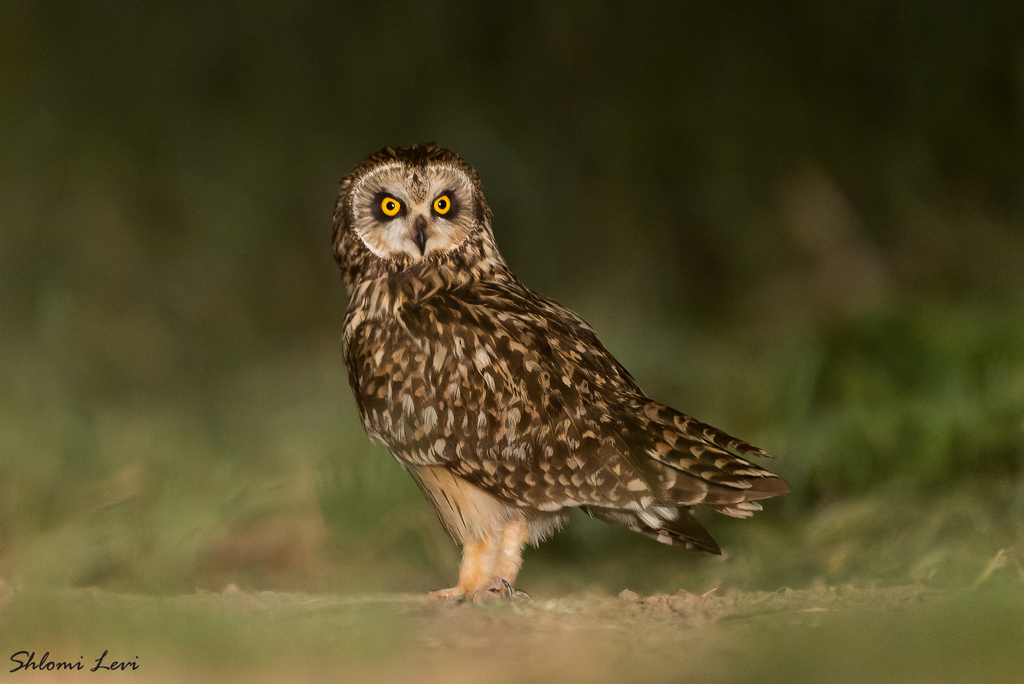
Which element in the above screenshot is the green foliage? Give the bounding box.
[785,306,1024,502]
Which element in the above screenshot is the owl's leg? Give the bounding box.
[428,519,530,602]
[493,518,529,586]
[474,519,530,601]
[428,534,499,602]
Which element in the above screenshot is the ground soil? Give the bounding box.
[7,583,1017,684]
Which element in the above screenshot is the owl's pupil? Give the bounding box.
[386,201,395,211]
[438,199,447,210]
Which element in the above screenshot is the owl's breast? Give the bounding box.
[344,308,432,462]
[343,283,545,472]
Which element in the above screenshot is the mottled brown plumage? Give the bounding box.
[333,143,789,601]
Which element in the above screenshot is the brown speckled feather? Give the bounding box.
[334,144,789,598]
[344,266,785,547]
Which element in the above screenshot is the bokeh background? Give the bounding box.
[2,0,1023,605]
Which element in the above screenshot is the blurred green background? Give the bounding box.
[1,0,1023,601]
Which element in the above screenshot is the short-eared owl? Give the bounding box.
[333,143,789,601]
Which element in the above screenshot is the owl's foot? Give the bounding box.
[473,578,530,603]
[429,578,529,603]
[431,523,532,604]
[427,586,467,602]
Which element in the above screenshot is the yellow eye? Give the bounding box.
[433,194,451,215]
[380,197,401,217]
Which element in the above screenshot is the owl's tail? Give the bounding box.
[584,399,790,554]
[581,505,722,554]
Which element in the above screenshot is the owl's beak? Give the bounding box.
[413,216,427,256]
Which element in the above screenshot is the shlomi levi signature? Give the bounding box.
[10,650,138,672]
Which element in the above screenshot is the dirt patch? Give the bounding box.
[2,583,1001,684]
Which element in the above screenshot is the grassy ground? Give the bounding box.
[3,582,1024,683]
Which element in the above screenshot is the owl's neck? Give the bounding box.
[344,230,509,319]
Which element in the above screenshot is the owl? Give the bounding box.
[333,143,789,602]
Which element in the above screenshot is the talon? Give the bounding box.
[472,578,530,603]
[498,580,529,599]
[472,579,509,603]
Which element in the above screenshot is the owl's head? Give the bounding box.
[333,143,500,285]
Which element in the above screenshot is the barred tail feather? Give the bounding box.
[581,505,722,555]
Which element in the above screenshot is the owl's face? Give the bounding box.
[350,163,476,260]
[334,144,496,283]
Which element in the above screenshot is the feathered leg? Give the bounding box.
[428,534,499,602]
[429,519,530,602]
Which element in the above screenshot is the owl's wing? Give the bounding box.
[517,287,789,508]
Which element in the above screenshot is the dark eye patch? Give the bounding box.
[431,189,459,218]
[371,191,406,220]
